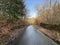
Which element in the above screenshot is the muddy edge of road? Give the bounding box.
[35,25,60,45]
[7,26,27,45]
[42,31,60,45]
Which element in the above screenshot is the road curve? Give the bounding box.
[14,25,59,45]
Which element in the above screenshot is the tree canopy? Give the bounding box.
[0,0,26,20]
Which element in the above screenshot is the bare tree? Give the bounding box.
[35,0,60,24]
[50,0,52,9]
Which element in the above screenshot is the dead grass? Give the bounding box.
[0,19,28,45]
[36,25,60,43]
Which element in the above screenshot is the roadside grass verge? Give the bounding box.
[40,23,60,43]
[40,23,60,32]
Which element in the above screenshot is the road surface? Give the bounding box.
[14,25,59,45]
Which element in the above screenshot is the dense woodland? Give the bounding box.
[35,0,60,43]
[0,0,28,45]
[36,0,59,24]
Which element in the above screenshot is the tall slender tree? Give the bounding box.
[50,0,52,9]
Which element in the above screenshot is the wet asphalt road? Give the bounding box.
[15,25,59,45]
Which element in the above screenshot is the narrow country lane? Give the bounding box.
[14,25,59,45]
